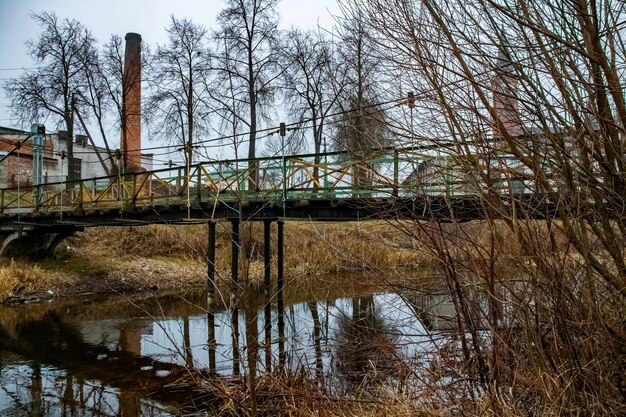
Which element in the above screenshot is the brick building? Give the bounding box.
[0,126,153,189]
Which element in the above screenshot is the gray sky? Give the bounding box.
[0,0,340,139]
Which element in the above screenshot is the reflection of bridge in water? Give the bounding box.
[0,291,278,416]
[0,278,502,416]
[0,285,480,415]
[0,294,250,414]
[0,310,215,415]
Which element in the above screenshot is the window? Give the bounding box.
[70,157,82,181]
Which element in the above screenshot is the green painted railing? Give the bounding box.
[0,147,538,215]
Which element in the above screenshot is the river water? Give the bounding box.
[0,278,475,416]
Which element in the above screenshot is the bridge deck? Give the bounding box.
[0,148,556,229]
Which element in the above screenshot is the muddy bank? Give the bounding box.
[0,256,207,305]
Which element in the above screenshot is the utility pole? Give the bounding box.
[31,124,45,207]
[66,92,76,182]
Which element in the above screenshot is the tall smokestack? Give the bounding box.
[492,52,522,139]
[122,32,142,172]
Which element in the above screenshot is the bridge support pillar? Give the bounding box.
[263,219,272,372]
[277,219,285,370]
[229,218,241,376]
[0,228,80,258]
[206,220,217,375]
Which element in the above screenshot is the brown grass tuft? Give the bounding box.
[0,259,49,302]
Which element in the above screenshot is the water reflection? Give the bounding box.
[0,310,196,416]
[334,296,400,388]
[0,283,488,415]
[0,361,173,417]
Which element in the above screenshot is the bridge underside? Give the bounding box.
[0,195,561,258]
[0,195,558,227]
[0,225,83,257]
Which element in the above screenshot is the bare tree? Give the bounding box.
[342,0,626,412]
[146,16,211,171]
[278,29,345,183]
[78,35,126,176]
[208,27,247,162]
[4,11,96,180]
[213,0,281,190]
[333,8,391,190]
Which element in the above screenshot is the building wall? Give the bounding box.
[0,133,59,188]
[0,129,154,188]
[52,136,113,182]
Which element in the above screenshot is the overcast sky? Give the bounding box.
[0,0,340,138]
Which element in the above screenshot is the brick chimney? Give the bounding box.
[492,52,522,139]
[122,32,143,172]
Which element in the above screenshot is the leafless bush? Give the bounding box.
[338,0,626,414]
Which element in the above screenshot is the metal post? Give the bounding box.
[177,167,182,195]
[149,173,153,205]
[230,218,240,291]
[132,173,137,206]
[116,149,123,204]
[207,220,216,375]
[280,123,287,216]
[393,149,399,197]
[277,219,285,370]
[67,93,75,183]
[323,136,329,195]
[263,219,272,372]
[230,218,240,376]
[186,146,191,219]
[31,124,45,208]
[197,165,202,202]
[208,220,217,294]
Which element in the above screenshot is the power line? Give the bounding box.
[121,95,407,156]
[0,95,409,168]
[57,95,405,158]
[0,67,42,71]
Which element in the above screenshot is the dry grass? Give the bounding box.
[0,259,58,302]
[58,220,548,282]
[206,372,439,417]
[55,221,430,285]
[1,220,539,302]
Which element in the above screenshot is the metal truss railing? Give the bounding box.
[0,148,539,215]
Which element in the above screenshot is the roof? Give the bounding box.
[0,126,30,135]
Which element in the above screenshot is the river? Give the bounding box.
[0,277,477,416]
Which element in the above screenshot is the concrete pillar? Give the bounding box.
[0,230,77,258]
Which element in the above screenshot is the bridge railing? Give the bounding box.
[0,148,541,215]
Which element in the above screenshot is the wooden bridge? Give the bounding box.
[0,146,556,256]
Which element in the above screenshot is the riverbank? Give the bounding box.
[2,219,624,415]
[0,220,434,304]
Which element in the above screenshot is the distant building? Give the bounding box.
[0,126,153,189]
